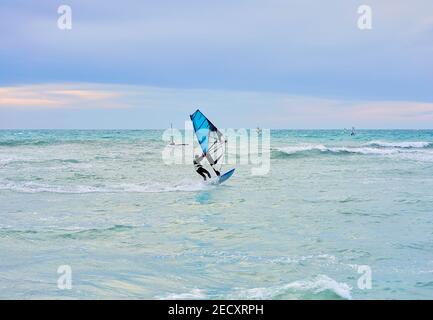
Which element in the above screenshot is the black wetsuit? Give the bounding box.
[194,159,211,180]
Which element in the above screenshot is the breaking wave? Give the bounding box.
[273,141,433,158]
[228,275,352,300]
[273,145,398,157]
[157,275,352,300]
[363,140,432,149]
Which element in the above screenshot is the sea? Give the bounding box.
[1,129,433,299]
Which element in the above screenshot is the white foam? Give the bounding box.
[0,180,209,194]
[157,289,208,300]
[276,144,328,154]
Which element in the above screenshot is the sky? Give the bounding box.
[1,0,433,129]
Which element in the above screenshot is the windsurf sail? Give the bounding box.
[190,109,226,174]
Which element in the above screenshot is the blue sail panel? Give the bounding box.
[190,109,217,154]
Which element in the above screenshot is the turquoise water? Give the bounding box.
[1,129,433,299]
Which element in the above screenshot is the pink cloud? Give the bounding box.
[0,85,124,109]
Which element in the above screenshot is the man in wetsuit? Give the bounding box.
[194,154,211,181]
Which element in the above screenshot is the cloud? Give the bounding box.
[0,84,124,109]
[0,97,59,106]
[1,83,432,129]
[49,89,119,100]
